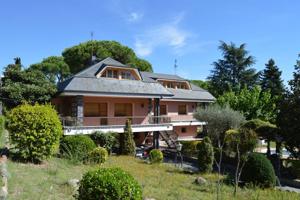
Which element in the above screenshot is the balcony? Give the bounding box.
[61,115,173,135]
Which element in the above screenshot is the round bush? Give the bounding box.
[241,153,276,188]
[198,137,214,173]
[77,167,142,200]
[149,149,163,163]
[88,147,108,164]
[7,104,62,162]
[90,131,117,153]
[60,135,96,162]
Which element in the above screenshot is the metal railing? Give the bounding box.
[60,115,172,127]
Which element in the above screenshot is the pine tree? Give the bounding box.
[208,41,258,97]
[260,59,285,99]
[119,119,136,155]
[289,54,300,96]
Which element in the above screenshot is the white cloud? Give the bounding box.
[127,12,143,22]
[134,12,191,57]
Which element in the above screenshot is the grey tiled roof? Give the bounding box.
[58,77,173,97]
[57,57,215,101]
[165,88,215,102]
[76,57,131,77]
[140,71,185,82]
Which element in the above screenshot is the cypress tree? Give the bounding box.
[119,119,136,155]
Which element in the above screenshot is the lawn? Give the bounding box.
[7,156,300,200]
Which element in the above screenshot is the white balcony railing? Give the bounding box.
[61,115,171,127]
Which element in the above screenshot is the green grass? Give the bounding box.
[8,156,300,200]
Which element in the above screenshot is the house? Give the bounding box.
[52,57,215,148]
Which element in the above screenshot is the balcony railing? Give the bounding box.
[61,115,171,127]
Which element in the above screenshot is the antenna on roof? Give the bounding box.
[90,31,97,63]
[174,59,178,75]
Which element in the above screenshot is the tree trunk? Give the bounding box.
[234,144,240,196]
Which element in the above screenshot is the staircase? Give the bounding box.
[159,131,178,149]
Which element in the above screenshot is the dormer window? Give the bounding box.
[121,71,134,80]
[107,69,118,78]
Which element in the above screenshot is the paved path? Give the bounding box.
[276,186,300,193]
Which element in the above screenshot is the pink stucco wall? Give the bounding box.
[174,125,198,137]
[83,96,150,126]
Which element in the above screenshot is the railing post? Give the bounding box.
[153,98,160,149]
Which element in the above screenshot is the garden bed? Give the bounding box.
[7,156,300,200]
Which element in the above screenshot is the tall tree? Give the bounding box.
[30,56,70,83]
[0,58,56,109]
[217,86,277,122]
[208,41,258,97]
[260,59,285,100]
[277,54,300,158]
[62,40,153,74]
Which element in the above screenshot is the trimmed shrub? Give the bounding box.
[0,116,5,136]
[241,153,276,188]
[77,167,142,200]
[60,135,96,163]
[119,120,135,155]
[198,137,214,173]
[87,147,108,164]
[181,141,201,157]
[90,131,117,153]
[6,104,62,162]
[149,149,163,164]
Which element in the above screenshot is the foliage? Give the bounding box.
[0,116,4,134]
[181,140,202,157]
[198,137,214,173]
[225,128,257,195]
[241,153,276,188]
[284,159,300,178]
[208,41,258,97]
[62,40,153,74]
[90,131,117,153]
[87,147,108,164]
[194,104,245,147]
[119,120,136,155]
[60,135,96,163]
[194,104,245,199]
[260,59,285,101]
[190,80,210,91]
[6,104,62,162]
[30,56,70,83]
[277,55,300,158]
[77,167,142,200]
[0,58,57,109]
[217,86,277,122]
[149,149,164,164]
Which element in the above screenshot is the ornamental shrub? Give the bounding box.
[198,137,214,173]
[60,135,96,163]
[149,149,163,164]
[241,153,276,188]
[181,141,201,157]
[119,120,136,155]
[90,131,117,153]
[77,167,142,200]
[87,147,108,164]
[0,116,5,135]
[6,104,62,162]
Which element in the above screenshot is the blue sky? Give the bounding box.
[1,0,300,85]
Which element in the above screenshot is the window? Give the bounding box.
[121,71,134,80]
[160,105,167,115]
[84,103,107,117]
[107,69,118,78]
[114,103,132,116]
[181,127,187,133]
[178,105,187,115]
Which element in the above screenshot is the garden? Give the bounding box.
[0,103,299,200]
